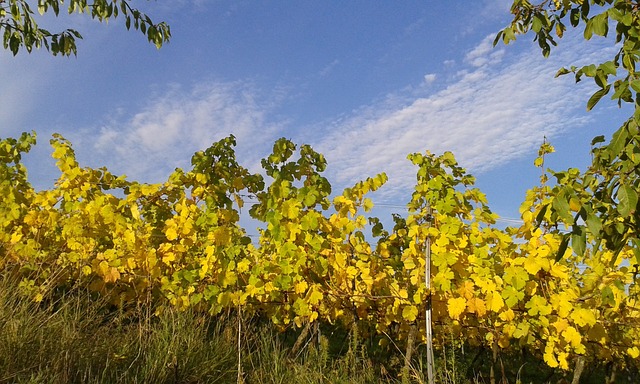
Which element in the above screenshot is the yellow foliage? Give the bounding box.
[447,297,467,320]
[3,132,640,372]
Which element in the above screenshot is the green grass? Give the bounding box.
[1,273,637,384]
[0,276,237,383]
[0,275,396,384]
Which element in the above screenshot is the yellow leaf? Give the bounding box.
[403,257,416,270]
[562,326,582,348]
[98,260,110,276]
[282,200,301,219]
[557,352,569,370]
[628,347,640,359]
[294,298,311,316]
[124,229,136,245]
[402,305,418,322]
[165,227,178,241]
[126,257,136,270]
[334,252,347,268]
[100,205,115,224]
[570,308,597,327]
[498,334,510,348]
[457,281,475,300]
[467,297,487,317]
[162,251,176,264]
[222,270,237,287]
[294,280,308,294]
[543,343,559,368]
[553,318,569,333]
[487,292,504,312]
[550,263,569,279]
[10,231,23,244]
[499,309,515,322]
[551,292,573,318]
[512,322,530,339]
[237,258,251,274]
[130,204,140,220]
[181,220,193,235]
[526,295,551,316]
[447,297,467,320]
[104,267,120,283]
[308,289,323,305]
[523,255,542,275]
[264,282,275,293]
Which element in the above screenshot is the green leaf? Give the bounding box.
[608,126,628,157]
[591,13,609,37]
[594,70,608,88]
[600,61,617,76]
[617,184,638,217]
[585,211,603,234]
[552,192,573,223]
[503,27,516,44]
[601,286,615,306]
[581,64,597,77]
[586,85,611,111]
[591,135,606,146]
[571,226,586,256]
[555,67,571,77]
[630,79,640,93]
[532,15,543,33]
[556,234,570,262]
[570,8,580,27]
[611,81,631,101]
[584,19,594,40]
[493,30,503,47]
[632,238,640,264]
[535,204,549,227]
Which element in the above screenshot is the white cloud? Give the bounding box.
[423,73,437,84]
[311,32,616,201]
[319,59,340,77]
[0,53,52,136]
[71,82,284,183]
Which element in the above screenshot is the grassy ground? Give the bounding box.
[0,274,636,384]
[0,274,403,384]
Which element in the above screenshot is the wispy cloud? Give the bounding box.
[310,32,616,200]
[423,73,437,84]
[319,59,340,77]
[0,53,52,135]
[69,82,284,183]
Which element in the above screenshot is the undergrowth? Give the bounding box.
[0,273,635,384]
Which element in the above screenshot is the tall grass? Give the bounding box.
[0,274,237,384]
[3,272,633,384]
[0,274,396,384]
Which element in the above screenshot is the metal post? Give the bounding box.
[425,209,434,384]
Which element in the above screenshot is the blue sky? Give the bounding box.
[0,0,630,226]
